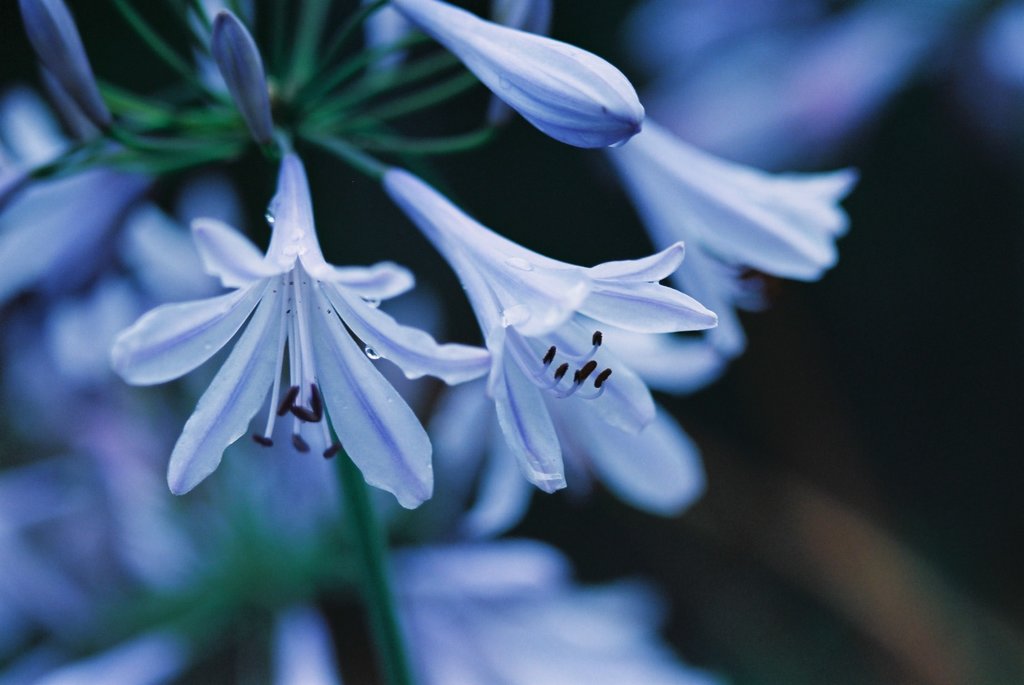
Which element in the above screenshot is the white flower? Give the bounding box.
[384,168,716,492]
[112,154,489,507]
[391,0,644,147]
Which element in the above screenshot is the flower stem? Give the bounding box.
[334,449,416,685]
[305,135,387,180]
[352,127,496,155]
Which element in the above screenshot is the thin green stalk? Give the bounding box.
[353,127,496,155]
[315,0,389,73]
[305,135,387,180]
[286,0,333,93]
[109,0,211,96]
[343,72,479,128]
[334,446,416,685]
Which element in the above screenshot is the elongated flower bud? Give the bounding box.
[18,0,111,129]
[486,0,553,125]
[392,0,644,148]
[211,11,274,145]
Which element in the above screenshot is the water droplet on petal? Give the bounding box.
[362,298,381,309]
[365,346,381,360]
[501,304,530,327]
[291,230,305,241]
[505,257,533,271]
[265,211,275,225]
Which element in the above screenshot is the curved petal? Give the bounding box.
[111,282,267,385]
[587,242,685,282]
[272,607,342,685]
[167,286,281,494]
[192,218,281,287]
[493,354,565,492]
[323,261,415,300]
[310,287,433,509]
[574,405,706,516]
[579,281,718,334]
[458,431,534,539]
[604,328,729,394]
[322,282,490,384]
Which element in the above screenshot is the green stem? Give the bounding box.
[334,448,416,685]
[286,0,333,93]
[305,135,387,180]
[109,0,212,96]
[316,0,390,74]
[344,72,479,128]
[353,127,495,155]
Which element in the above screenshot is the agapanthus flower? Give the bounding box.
[390,0,644,147]
[384,168,716,492]
[18,0,111,129]
[608,120,856,360]
[0,88,147,309]
[210,10,275,145]
[112,154,489,507]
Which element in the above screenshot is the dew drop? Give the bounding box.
[364,346,381,360]
[362,297,381,309]
[505,257,533,271]
[501,304,529,327]
[265,211,275,225]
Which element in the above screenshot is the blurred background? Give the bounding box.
[2,1,1024,684]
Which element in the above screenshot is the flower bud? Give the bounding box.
[211,11,274,145]
[392,0,644,148]
[18,0,111,129]
[486,0,553,126]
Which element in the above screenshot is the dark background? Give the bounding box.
[3,1,1023,683]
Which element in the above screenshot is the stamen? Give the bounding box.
[553,362,569,381]
[323,443,341,459]
[253,434,274,447]
[592,330,603,347]
[277,385,300,416]
[292,433,310,453]
[594,368,612,388]
[542,346,557,366]
[575,360,598,384]
[309,383,323,421]
[290,404,319,423]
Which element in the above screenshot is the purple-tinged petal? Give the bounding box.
[322,261,414,300]
[265,155,332,275]
[587,242,684,282]
[310,287,433,509]
[603,328,729,394]
[0,86,70,165]
[492,353,565,492]
[211,11,275,145]
[610,121,855,281]
[0,167,30,213]
[458,431,533,539]
[18,0,111,128]
[111,281,267,385]
[321,282,490,384]
[392,0,643,147]
[363,0,415,71]
[167,285,281,494]
[273,607,343,685]
[192,217,283,287]
[579,281,718,334]
[486,0,553,125]
[572,404,706,516]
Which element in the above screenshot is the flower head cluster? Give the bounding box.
[112,154,488,507]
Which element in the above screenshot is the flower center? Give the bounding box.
[515,329,612,400]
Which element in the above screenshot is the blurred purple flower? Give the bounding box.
[211,10,275,145]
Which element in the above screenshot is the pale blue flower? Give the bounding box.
[112,154,489,506]
[18,0,111,129]
[390,0,644,147]
[14,633,189,685]
[211,10,275,145]
[272,607,343,685]
[362,0,415,71]
[0,89,147,309]
[486,0,553,126]
[384,168,716,492]
[609,120,856,360]
[394,540,722,685]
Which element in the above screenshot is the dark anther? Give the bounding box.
[252,434,274,447]
[576,360,598,384]
[592,331,603,346]
[290,405,318,422]
[309,383,323,420]
[277,385,300,416]
[323,443,341,459]
[542,346,557,365]
[553,362,569,381]
[292,433,310,453]
[594,368,613,388]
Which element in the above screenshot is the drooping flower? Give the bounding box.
[210,10,275,145]
[384,167,716,493]
[390,0,644,148]
[112,154,489,507]
[18,0,111,129]
[608,120,857,360]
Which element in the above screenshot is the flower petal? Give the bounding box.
[310,287,433,509]
[166,286,281,494]
[587,242,685,282]
[322,261,415,300]
[458,431,534,539]
[321,282,490,384]
[192,217,282,287]
[579,281,718,334]
[572,404,706,516]
[492,353,565,492]
[211,10,274,145]
[602,328,729,394]
[111,282,267,386]
[272,607,342,685]
[392,0,643,147]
